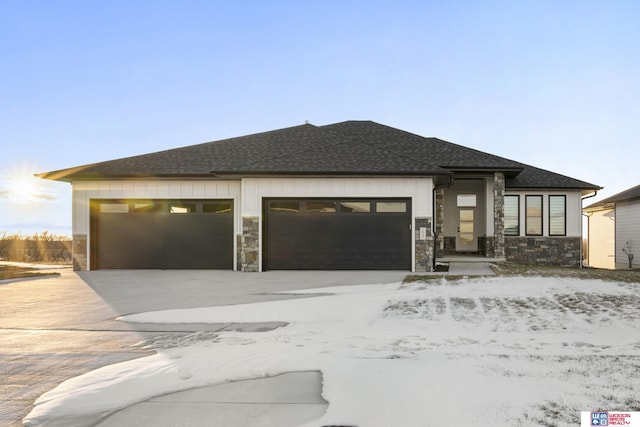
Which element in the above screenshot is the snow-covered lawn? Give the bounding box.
[24,276,640,426]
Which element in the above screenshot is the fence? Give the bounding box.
[0,232,72,263]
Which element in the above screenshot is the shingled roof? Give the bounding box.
[38,120,600,191]
[585,184,640,210]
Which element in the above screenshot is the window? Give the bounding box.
[376,201,407,213]
[99,203,129,213]
[134,201,162,213]
[203,202,232,214]
[548,195,566,236]
[504,195,519,236]
[340,202,371,213]
[457,194,477,207]
[269,201,300,213]
[525,195,542,236]
[169,202,196,214]
[304,201,336,213]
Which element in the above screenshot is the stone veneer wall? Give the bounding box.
[72,234,87,271]
[504,237,582,267]
[434,188,445,259]
[493,172,505,259]
[482,236,495,257]
[239,217,260,272]
[414,218,434,272]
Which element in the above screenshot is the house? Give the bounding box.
[38,121,600,272]
[584,184,640,269]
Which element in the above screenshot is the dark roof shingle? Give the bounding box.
[38,120,600,191]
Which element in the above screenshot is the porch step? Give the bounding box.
[445,261,496,275]
[438,256,505,263]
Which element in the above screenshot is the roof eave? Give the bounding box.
[506,185,602,194]
[38,173,220,183]
[443,166,524,177]
[210,170,451,178]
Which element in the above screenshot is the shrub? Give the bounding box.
[0,231,72,263]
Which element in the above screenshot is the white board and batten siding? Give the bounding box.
[241,177,434,217]
[615,200,640,269]
[72,180,242,235]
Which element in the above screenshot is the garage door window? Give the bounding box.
[134,201,162,213]
[376,201,407,213]
[269,201,300,213]
[203,201,232,214]
[100,203,129,213]
[304,201,336,213]
[339,201,371,213]
[169,202,196,214]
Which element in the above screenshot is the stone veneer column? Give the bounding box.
[72,234,87,271]
[414,218,434,272]
[239,217,260,272]
[434,188,445,258]
[493,172,505,259]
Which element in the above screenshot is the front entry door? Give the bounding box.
[457,208,477,251]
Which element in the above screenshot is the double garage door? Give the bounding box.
[91,199,234,269]
[91,198,412,270]
[264,198,411,270]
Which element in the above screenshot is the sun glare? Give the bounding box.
[2,163,49,204]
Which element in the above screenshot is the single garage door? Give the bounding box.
[264,198,411,270]
[91,199,233,269]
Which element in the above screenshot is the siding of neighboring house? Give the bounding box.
[587,208,615,269]
[615,200,640,269]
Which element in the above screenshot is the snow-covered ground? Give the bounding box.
[24,276,640,426]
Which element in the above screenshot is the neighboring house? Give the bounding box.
[584,184,640,269]
[38,121,600,272]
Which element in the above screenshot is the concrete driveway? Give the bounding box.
[0,268,406,426]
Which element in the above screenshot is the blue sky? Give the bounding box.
[1,1,638,236]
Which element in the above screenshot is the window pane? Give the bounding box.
[504,195,519,236]
[169,203,196,214]
[460,222,474,233]
[134,201,162,213]
[459,209,474,221]
[270,201,300,213]
[304,201,336,213]
[340,202,371,213]
[203,202,232,213]
[100,203,129,213]
[549,196,566,236]
[457,194,477,207]
[526,196,542,235]
[376,202,406,213]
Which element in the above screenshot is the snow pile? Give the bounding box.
[24,276,640,426]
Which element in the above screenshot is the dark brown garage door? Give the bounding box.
[264,199,411,270]
[91,199,233,269]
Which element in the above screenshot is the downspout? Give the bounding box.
[580,190,598,268]
[432,175,454,270]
